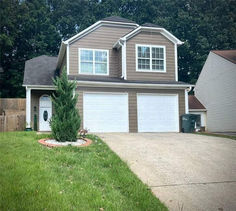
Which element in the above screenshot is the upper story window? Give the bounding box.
[136,44,166,72]
[79,48,109,75]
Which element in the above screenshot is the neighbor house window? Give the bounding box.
[79,48,109,75]
[136,45,166,72]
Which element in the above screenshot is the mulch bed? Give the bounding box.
[38,138,92,148]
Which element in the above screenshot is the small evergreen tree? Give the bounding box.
[50,68,80,142]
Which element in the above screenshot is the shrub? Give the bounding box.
[50,68,80,142]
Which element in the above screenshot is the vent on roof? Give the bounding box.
[102,16,136,24]
[142,23,162,28]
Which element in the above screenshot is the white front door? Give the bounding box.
[39,95,52,131]
[137,94,179,132]
[83,93,129,132]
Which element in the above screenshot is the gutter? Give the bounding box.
[22,84,56,90]
[74,80,194,89]
[189,109,207,112]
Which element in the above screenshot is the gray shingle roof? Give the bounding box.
[23,55,57,86]
[142,23,162,28]
[68,75,189,85]
[102,16,136,24]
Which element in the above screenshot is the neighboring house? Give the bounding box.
[188,95,207,130]
[195,50,236,132]
[23,16,192,132]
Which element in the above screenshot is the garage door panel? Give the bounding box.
[83,93,129,132]
[137,94,179,132]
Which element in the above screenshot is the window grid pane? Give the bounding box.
[138,59,150,69]
[80,62,93,73]
[138,46,150,58]
[80,50,93,62]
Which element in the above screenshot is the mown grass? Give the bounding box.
[0,132,167,211]
[196,132,236,141]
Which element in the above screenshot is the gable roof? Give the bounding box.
[188,95,206,110]
[117,26,184,46]
[23,55,57,86]
[57,16,183,69]
[63,16,138,45]
[212,50,236,64]
[102,16,136,24]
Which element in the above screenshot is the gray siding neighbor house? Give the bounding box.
[23,16,192,132]
[195,50,236,132]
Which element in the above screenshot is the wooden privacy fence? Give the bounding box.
[0,115,26,132]
[0,98,26,132]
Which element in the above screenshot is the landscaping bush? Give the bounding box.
[50,68,80,142]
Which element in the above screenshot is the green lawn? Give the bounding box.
[0,132,166,211]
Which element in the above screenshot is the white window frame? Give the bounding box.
[78,48,109,76]
[135,44,166,73]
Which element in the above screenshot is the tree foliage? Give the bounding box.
[0,0,235,97]
[50,68,80,142]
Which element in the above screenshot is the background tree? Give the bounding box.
[50,68,80,142]
[0,0,235,97]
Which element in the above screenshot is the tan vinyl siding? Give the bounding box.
[69,25,134,77]
[76,86,185,132]
[126,31,175,81]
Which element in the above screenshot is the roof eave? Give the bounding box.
[189,109,207,112]
[56,41,66,70]
[74,80,192,89]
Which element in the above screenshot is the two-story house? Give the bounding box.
[23,16,191,132]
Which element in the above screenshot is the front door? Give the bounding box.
[39,95,52,131]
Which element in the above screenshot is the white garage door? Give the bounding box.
[83,93,129,132]
[137,94,179,132]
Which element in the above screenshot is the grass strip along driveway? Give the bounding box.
[0,132,166,210]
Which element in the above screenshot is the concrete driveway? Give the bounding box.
[97,133,236,211]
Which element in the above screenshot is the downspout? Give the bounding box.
[185,86,193,114]
[120,39,127,80]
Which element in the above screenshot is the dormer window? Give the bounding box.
[79,48,109,75]
[136,44,166,72]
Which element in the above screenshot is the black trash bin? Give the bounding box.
[181,114,198,133]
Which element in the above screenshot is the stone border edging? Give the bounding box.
[38,138,92,148]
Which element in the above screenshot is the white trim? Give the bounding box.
[66,44,70,74]
[64,21,138,45]
[122,26,183,45]
[185,89,189,114]
[75,80,193,89]
[83,92,129,132]
[135,44,166,72]
[78,48,109,76]
[189,109,207,112]
[121,41,127,79]
[26,87,31,129]
[136,93,179,132]
[137,93,179,96]
[174,43,178,81]
[22,85,56,90]
[65,21,102,44]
